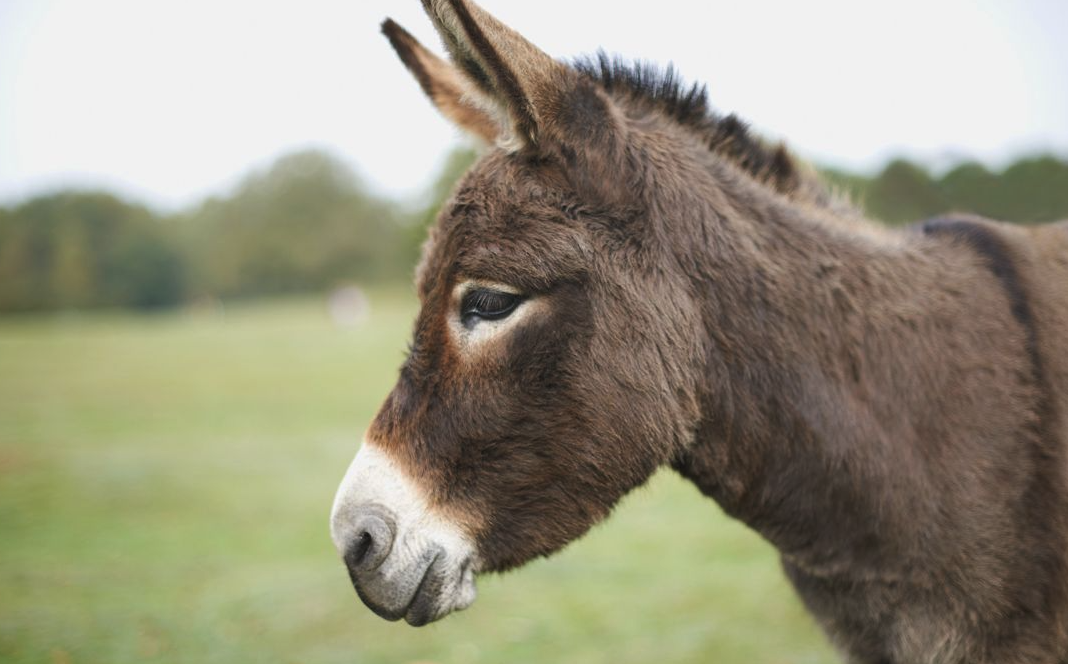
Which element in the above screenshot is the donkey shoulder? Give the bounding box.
[919,214,1068,446]
[994,217,1068,441]
[1021,219,1068,440]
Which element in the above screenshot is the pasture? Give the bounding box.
[0,292,835,663]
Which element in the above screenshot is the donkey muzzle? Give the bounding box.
[340,506,465,626]
[331,441,479,626]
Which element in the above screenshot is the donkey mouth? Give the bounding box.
[346,544,478,626]
[398,551,447,626]
[405,552,478,626]
[350,548,436,626]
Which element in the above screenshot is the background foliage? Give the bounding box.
[824,154,1068,225]
[2,149,1067,313]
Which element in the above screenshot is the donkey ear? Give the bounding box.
[418,0,576,151]
[382,19,499,144]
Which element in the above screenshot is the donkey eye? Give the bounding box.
[460,288,525,328]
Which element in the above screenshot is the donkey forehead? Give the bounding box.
[449,152,572,218]
[417,154,590,295]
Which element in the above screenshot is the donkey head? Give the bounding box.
[331,0,706,626]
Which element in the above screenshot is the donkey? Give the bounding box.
[330,1,1068,661]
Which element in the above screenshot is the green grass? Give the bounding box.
[0,292,836,664]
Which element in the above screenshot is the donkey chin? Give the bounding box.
[330,441,479,626]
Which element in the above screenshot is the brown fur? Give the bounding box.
[382,19,499,144]
[368,2,1068,661]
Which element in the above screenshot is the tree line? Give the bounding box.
[824,155,1068,226]
[0,150,431,312]
[1,149,1066,313]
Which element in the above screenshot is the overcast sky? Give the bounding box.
[1,0,1066,211]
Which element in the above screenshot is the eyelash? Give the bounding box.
[460,289,526,328]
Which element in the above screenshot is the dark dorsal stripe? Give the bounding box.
[922,217,1051,424]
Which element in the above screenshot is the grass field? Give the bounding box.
[0,291,837,664]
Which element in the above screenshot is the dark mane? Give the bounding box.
[573,52,829,205]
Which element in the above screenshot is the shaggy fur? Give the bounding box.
[572,53,813,202]
[365,1,1068,661]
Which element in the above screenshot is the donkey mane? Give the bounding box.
[573,51,834,207]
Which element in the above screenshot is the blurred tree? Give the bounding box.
[0,210,40,311]
[109,231,186,308]
[51,220,94,308]
[865,159,948,225]
[998,156,1068,223]
[825,154,1068,226]
[0,192,185,312]
[179,149,408,299]
[940,161,1001,218]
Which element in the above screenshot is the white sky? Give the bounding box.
[1,0,1066,211]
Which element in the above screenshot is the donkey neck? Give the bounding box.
[666,162,953,578]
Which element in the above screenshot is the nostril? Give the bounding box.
[344,511,395,573]
[350,531,374,567]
